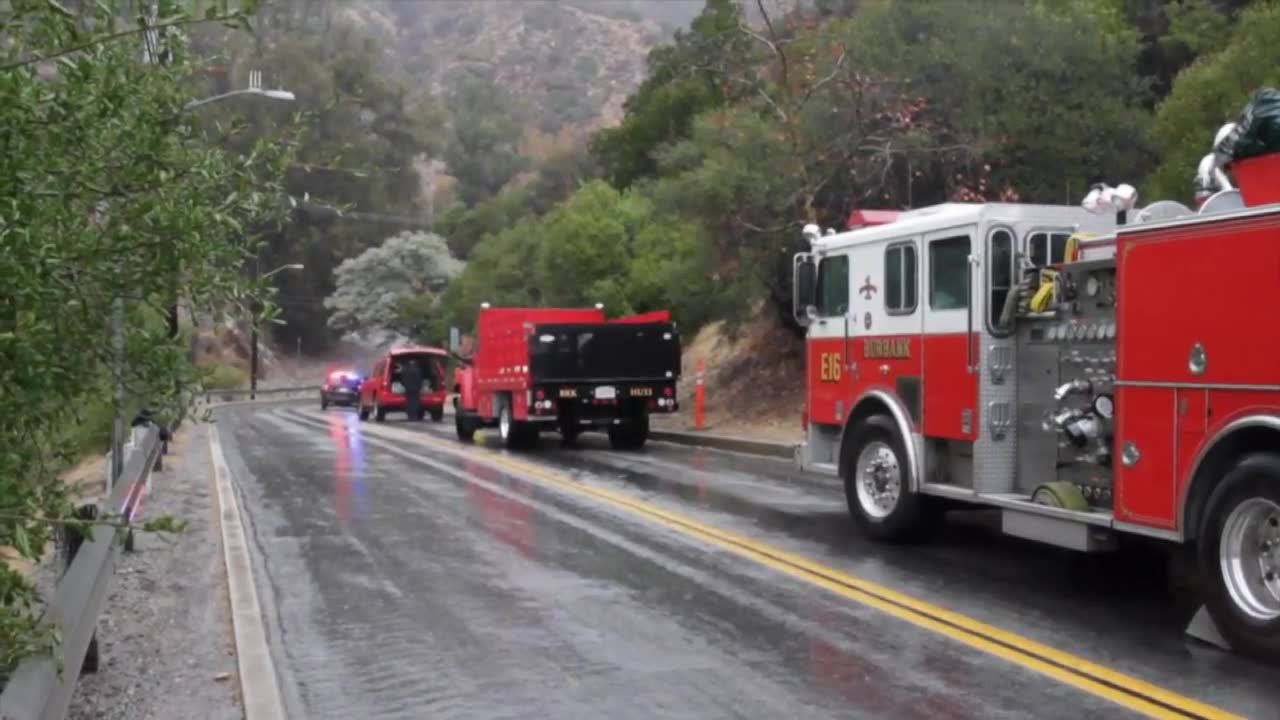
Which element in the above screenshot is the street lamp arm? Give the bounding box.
[261,263,305,279]
[183,88,296,111]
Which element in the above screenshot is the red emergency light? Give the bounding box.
[847,209,900,230]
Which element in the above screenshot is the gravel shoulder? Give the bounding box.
[67,422,242,720]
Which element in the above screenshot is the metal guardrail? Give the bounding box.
[200,385,320,404]
[0,425,162,720]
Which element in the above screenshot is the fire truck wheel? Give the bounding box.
[844,415,927,542]
[1197,452,1280,662]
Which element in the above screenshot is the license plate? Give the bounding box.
[559,388,578,398]
[629,387,653,397]
[594,386,616,400]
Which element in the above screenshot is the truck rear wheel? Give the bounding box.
[1197,452,1280,663]
[843,415,928,542]
[608,413,649,450]
[498,404,535,449]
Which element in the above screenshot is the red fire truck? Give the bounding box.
[453,305,681,450]
[793,141,1280,660]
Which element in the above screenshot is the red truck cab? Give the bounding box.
[358,345,449,422]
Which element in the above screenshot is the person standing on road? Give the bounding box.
[401,359,424,421]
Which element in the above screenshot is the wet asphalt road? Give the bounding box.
[215,402,1278,719]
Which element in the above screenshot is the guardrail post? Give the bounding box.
[61,505,100,675]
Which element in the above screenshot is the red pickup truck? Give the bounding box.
[453,306,681,449]
[357,346,449,422]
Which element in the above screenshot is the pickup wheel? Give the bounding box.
[358,403,370,421]
[430,407,444,423]
[320,395,328,410]
[455,410,476,442]
[373,397,386,423]
[843,415,929,542]
[1197,452,1280,663]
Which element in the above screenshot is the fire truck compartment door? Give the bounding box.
[922,228,979,441]
[1114,385,1177,529]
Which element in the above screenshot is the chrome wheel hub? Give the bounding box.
[1219,497,1280,621]
[499,408,511,439]
[855,441,901,519]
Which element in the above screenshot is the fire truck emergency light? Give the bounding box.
[1081,183,1138,215]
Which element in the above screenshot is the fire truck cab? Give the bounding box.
[794,157,1280,661]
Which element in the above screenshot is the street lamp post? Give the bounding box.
[250,262,304,400]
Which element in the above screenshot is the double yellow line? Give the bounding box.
[326,414,1242,720]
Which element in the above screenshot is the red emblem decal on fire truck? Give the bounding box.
[859,276,877,300]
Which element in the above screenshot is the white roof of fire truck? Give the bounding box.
[808,202,1111,254]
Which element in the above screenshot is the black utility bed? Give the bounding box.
[528,322,680,384]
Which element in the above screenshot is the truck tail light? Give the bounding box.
[535,389,545,400]
[663,386,674,397]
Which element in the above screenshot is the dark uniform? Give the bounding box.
[401,360,424,420]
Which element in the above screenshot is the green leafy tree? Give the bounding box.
[442,67,527,206]
[0,0,291,670]
[1147,1,1280,201]
[590,0,755,188]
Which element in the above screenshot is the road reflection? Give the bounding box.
[463,459,538,557]
[806,606,975,720]
[329,411,368,528]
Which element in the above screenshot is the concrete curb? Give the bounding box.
[443,400,796,460]
[207,426,286,720]
[648,429,795,459]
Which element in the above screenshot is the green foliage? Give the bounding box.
[590,0,754,188]
[437,180,712,335]
[442,68,528,206]
[202,364,250,390]
[1147,1,1280,201]
[0,0,291,670]
[840,0,1152,203]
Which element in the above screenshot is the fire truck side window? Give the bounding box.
[929,235,970,311]
[884,242,917,314]
[815,255,849,316]
[1028,230,1073,266]
[988,227,1015,333]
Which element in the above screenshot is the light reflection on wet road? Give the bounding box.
[214,403,1278,720]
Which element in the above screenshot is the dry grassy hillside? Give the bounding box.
[339,0,702,134]
[655,314,806,443]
